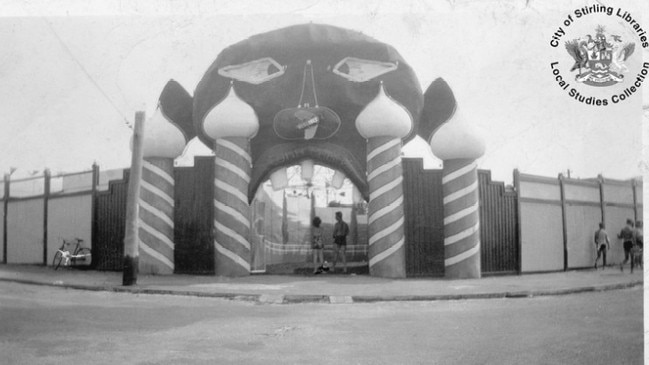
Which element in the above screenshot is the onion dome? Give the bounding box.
[141,106,189,158]
[202,83,259,139]
[430,108,485,160]
[355,82,413,139]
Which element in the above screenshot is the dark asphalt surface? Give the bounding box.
[0,281,643,364]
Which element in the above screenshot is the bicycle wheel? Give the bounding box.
[53,251,64,270]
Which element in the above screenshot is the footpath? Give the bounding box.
[0,264,643,304]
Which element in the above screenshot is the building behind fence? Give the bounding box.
[0,158,642,276]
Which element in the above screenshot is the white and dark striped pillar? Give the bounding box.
[202,82,259,277]
[367,137,406,277]
[138,102,189,276]
[442,159,480,278]
[213,137,252,276]
[430,108,485,279]
[138,158,175,274]
[356,82,412,278]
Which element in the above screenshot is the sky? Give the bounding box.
[0,0,647,185]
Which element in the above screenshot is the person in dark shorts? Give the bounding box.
[593,222,610,269]
[331,211,349,273]
[618,219,635,272]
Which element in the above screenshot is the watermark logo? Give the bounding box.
[565,25,635,87]
[549,5,648,105]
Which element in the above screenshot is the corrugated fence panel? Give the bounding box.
[563,179,602,269]
[518,174,564,272]
[565,203,601,268]
[47,194,93,266]
[602,179,637,266]
[7,198,44,264]
[174,157,215,275]
[93,171,128,271]
[520,202,564,272]
[402,158,444,277]
[478,170,518,274]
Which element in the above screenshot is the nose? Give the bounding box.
[273,105,341,140]
[273,60,341,140]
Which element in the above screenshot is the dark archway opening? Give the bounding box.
[250,163,369,275]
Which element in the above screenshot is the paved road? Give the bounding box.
[0,282,643,364]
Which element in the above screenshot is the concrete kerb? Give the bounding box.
[0,276,642,305]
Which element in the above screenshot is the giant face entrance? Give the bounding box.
[250,164,368,274]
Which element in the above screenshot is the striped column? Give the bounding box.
[138,158,175,274]
[214,137,252,276]
[367,137,406,278]
[442,159,480,279]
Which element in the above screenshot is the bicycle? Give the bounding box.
[52,237,92,270]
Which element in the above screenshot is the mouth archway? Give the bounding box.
[250,163,369,275]
[249,142,369,203]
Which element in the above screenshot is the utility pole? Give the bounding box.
[123,111,145,286]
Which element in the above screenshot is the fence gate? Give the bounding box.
[174,157,215,275]
[478,170,519,274]
[402,158,445,277]
[93,171,128,271]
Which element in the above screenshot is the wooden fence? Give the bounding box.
[93,171,128,271]
[174,157,215,274]
[516,170,642,273]
[478,170,518,275]
[1,167,97,266]
[0,159,642,277]
[402,158,445,277]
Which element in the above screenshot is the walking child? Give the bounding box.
[618,219,635,272]
[593,222,609,269]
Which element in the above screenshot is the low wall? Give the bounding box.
[2,167,97,266]
[517,173,564,272]
[516,170,642,273]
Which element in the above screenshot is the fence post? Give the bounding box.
[123,111,145,286]
[3,173,9,264]
[513,169,522,274]
[43,169,51,266]
[558,173,568,271]
[91,163,99,269]
[598,175,606,226]
[632,179,638,223]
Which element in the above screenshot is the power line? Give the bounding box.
[40,18,133,129]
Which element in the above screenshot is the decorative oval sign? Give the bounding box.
[273,106,341,140]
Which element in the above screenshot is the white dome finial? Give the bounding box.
[430,108,485,160]
[203,83,259,139]
[141,106,188,158]
[355,82,412,139]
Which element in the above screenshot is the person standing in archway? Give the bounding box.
[312,216,324,274]
[332,211,349,274]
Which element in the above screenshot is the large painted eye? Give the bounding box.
[332,57,398,82]
[217,57,285,84]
